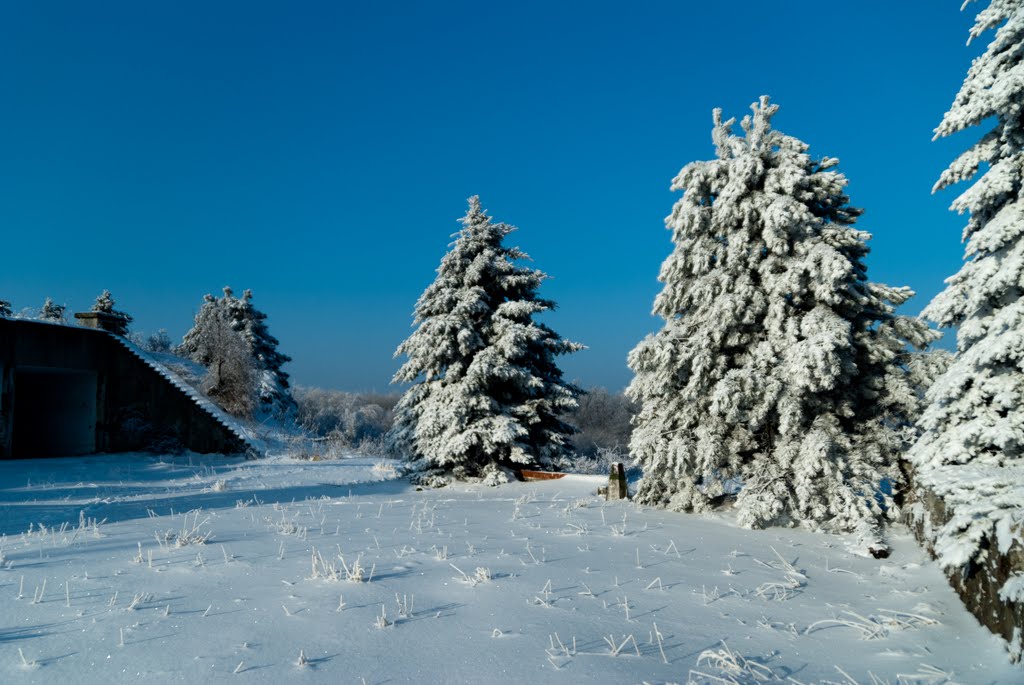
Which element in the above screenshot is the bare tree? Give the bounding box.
[294,386,400,446]
[568,387,637,457]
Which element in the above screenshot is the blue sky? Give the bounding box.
[0,1,983,391]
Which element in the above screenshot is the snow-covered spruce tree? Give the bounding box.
[91,289,132,336]
[628,97,937,550]
[39,297,65,322]
[0,300,11,318]
[222,288,296,418]
[389,197,582,483]
[909,1,1024,586]
[180,293,220,362]
[184,294,256,418]
[181,288,295,419]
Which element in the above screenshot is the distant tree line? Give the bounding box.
[293,383,636,464]
[294,387,399,451]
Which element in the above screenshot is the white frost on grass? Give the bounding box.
[0,452,1015,683]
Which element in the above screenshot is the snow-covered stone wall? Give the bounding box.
[907,483,1024,660]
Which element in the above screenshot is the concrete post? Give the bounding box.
[607,462,628,500]
[73,311,129,336]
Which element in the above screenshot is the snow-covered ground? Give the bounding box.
[0,453,1016,684]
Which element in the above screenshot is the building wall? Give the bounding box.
[0,318,246,458]
[12,368,97,456]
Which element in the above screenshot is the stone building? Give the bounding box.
[0,316,251,458]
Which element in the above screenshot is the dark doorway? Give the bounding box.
[11,368,97,457]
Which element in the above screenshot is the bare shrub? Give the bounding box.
[145,329,174,353]
[295,386,399,449]
[567,387,636,457]
[560,387,637,473]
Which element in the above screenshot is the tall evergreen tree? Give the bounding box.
[181,294,220,362]
[909,1,1024,576]
[187,299,256,418]
[223,288,295,417]
[181,288,295,418]
[39,297,65,322]
[628,98,936,549]
[389,197,582,482]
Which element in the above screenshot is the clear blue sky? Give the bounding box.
[0,1,982,392]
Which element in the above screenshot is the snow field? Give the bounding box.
[0,454,1017,684]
